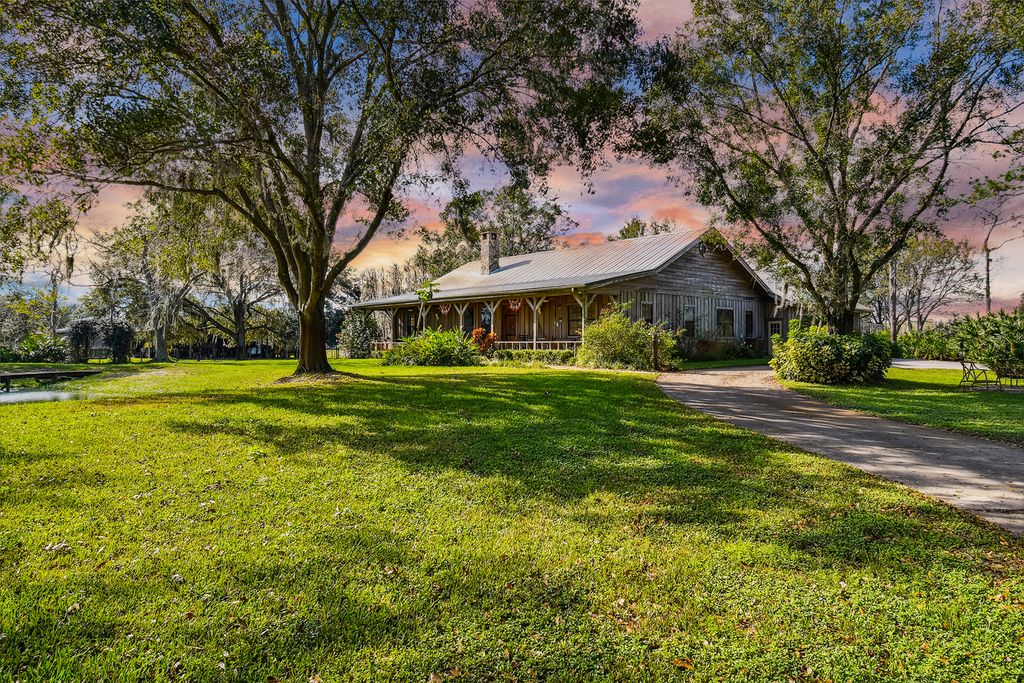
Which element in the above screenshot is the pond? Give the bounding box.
[0,389,82,405]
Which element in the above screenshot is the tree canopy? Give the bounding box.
[632,0,1024,332]
[0,183,77,288]
[1,0,640,371]
[607,216,679,241]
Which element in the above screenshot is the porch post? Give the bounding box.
[454,302,470,334]
[482,300,501,335]
[418,303,431,331]
[527,296,548,350]
[572,292,597,335]
[383,308,396,342]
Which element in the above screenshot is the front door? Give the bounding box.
[502,310,517,340]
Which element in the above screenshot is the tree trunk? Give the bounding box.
[828,309,858,335]
[153,321,170,362]
[235,307,247,360]
[235,329,247,360]
[889,261,898,343]
[984,245,992,314]
[296,303,333,374]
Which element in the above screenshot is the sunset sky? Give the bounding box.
[75,0,1024,312]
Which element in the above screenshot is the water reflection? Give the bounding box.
[0,390,82,405]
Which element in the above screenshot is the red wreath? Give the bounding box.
[508,298,522,312]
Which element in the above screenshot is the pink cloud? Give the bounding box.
[637,0,692,38]
[560,231,607,247]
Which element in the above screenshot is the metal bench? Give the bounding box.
[959,360,999,391]
[0,369,100,392]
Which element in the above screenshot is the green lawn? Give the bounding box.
[784,368,1024,445]
[1,361,1022,681]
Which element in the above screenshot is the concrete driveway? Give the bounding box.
[658,366,1024,535]
[891,358,968,370]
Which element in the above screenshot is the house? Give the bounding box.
[353,228,828,351]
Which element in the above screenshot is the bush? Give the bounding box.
[15,333,71,363]
[771,321,892,384]
[337,312,381,359]
[67,319,97,363]
[380,328,480,366]
[491,348,576,365]
[896,328,957,360]
[100,320,134,364]
[471,327,496,356]
[676,334,760,361]
[952,311,1024,377]
[577,306,675,371]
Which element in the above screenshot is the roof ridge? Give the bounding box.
[493,226,706,262]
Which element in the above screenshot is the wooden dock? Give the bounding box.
[0,369,101,392]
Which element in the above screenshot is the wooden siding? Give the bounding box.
[597,246,774,339]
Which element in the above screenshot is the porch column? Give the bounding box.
[454,302,470,334]
[527,296,548,349]
[572,292,597,335]
[482,300,501,335]
[417,302,431,331]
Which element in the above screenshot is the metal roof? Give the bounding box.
[354,228,772,308]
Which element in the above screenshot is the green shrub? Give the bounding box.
[952,311,1024,377]
[677,334,759,361]
[896,328,957,360]
[337,312,381,359]
[380,328,480,366]
[771,321,892,384]
[577,306,675,371]
[491,348,576,365]
[100,320,134,364]
[67,319,98,363]
[12,334,71,363]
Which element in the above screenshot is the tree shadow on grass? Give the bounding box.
[151,369,1019,571]
[4,368,1023,679]
[2,513,625,681]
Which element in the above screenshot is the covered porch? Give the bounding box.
[362,290,613,351]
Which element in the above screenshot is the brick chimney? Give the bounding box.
[480,231,499,275]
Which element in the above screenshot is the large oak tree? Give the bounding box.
[1,0,638,372]
[633,0,1023,332]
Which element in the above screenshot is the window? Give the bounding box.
[683,305,696,337]
[567,305,582,337]
[462,307,475,334]
[640,293,654,324]
[715,308,734,338]
[744,310,754,338]
[404,310,417,337]
[480,307,492,333]
[768,320,782,338]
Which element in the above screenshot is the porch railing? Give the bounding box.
[491,340,581,351]
[371,339,582,352]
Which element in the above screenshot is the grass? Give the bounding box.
[1,360,1022,681]
[783,368,1024,445]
